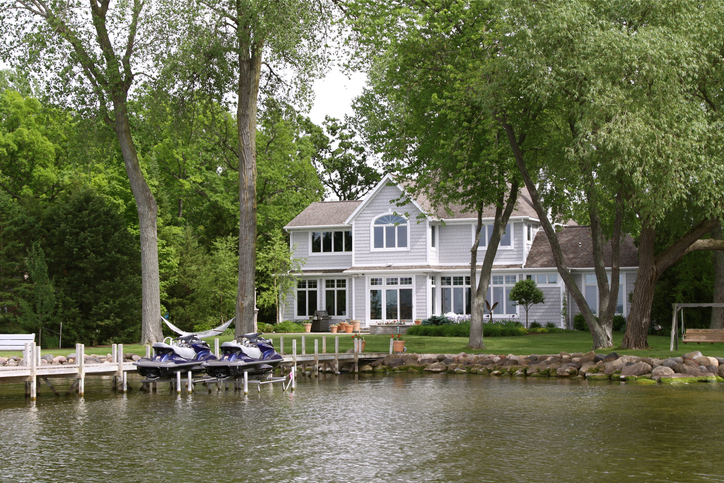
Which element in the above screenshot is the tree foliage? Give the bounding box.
[508,279,545,329]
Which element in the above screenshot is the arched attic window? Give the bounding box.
[373,214,408,249]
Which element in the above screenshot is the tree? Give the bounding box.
[508,279,544,329]
[256,230,304,324]
[41,188,142,345]
[16,242,56,347]
[313,115,381,201]
[177,0,338,336]
[347,0,520,349]
[1,0,167,343]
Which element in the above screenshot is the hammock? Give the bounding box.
[162,316,234,339]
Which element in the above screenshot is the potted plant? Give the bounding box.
[330,324,338,334]
[414,319,422,325]
[303,322,312,333]
[391,333,405,353]
[351,320,361,332]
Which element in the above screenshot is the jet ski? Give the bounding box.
[204,332,283,379]
[134,334,217,380]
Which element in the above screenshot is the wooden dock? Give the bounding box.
[0,336,390,399]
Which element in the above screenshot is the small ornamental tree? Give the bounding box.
[509,279,545,329]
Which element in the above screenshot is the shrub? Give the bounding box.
[529,321,542,329]
[273,320,306,333]
[612,315,626,332]
[545,322,556,329]
[422,315,454,326]
[574,313,588,331]
[257,322,275,332]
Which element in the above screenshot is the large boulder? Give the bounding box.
[683,350,703,361]
[424,362,447,373]
[621,362,653,377]
[652,366,675,378]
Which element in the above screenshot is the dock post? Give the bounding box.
[293,339,298,382]
[280,337,284,355]
[146,344,151,358]
[334,336,339,373]
[78,343,85,396]
[176,371,181,394]
[322,336,326,354]
[302,335,306,355]
[215,338,220,359]
[187,371,193,393]
[111,344,118,390]
[243,371,249,395]
[29,342,37,400]
[354,345,359,373]
[390,337,394,354]
[314,339,319,376]
[119,343,127,393]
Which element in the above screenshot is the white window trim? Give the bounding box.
[370,212,411,252]
[473,223,515,251]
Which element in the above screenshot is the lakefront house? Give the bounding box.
[282,174,639,328]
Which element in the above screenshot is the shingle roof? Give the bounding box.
[414,187,539,220]
[525,226,639,269]
[286,183,539,230]
[285,200,361,228]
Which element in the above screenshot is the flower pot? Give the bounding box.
[330,326,338,334]
[338,322,348,331]
[414,319,422,325]
[351,320,361,332]
[393,340,405,353]
[303,323,312,333]
[344,324,354,334]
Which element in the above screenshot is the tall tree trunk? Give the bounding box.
[502,120,610,349]
[468,182,519,349]
[711,222,724,329]
[114,102,162,344]
[235,48,262,337]
[623,218,721,349]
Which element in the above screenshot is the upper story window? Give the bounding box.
[311,230,352,253]
[431,225,436,248]
[373,214,408,249]
[477,224,512,248]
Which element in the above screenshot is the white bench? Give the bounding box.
[0,333,36,351]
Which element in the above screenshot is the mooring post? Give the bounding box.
[215,338,220,359]
[176,371,181,394]
[314,339,319,376]
[78,343,85,396]
[111,344,118,390]
[187,371,193,393]
[29,342,37,400]
[119,343,127,393]
[293,339,298,383]
[335,336,339,373]
[322,336,326,354]
[243,371,249,395]
[389,337,394,354]
[145,344,151,358]
[354,344,359,373]
[302,335,306,355]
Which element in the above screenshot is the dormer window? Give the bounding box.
[373,214,408,249]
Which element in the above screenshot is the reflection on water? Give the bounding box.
[1,374,724,482]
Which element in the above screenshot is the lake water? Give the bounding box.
[1,373,723,482]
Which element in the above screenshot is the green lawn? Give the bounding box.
[13,331,723,360]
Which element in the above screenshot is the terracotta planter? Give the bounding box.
[393,340,405,353]
[303,323,312,333]
[414,319,422,325]
[351,320,361,332]
[344,324,354,334]
[330,326,338,334]
[338,322,348,331]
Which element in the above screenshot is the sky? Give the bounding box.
[308,69,367,126]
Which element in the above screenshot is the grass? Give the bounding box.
[8,331,722,360]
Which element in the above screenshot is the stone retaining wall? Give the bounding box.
[345,350,724,385]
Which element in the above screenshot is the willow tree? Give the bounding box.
[176,0,337,336]
[346,0,519,349]
[0,0,177,343]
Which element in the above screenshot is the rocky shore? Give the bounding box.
[4,349,724,385]
[347,349,724,385]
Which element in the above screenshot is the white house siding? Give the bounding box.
[290,231,353,271]
[354,276,366,325]
[526,286,563,328]
[439,224,472,264]
[352,184,428,266]
[415,275,427,320]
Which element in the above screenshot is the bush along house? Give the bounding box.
[283,174,639,329]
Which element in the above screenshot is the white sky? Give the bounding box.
[308,69,367,126]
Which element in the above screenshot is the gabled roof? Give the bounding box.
[525,226,639,269]
[286,176,540,229]
[285,200,361,229]
[414,186,539,221]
